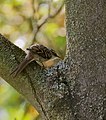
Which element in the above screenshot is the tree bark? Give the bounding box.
[65,0,106,120]
[0,0,106,120]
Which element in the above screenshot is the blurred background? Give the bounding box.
[0,0,66,120]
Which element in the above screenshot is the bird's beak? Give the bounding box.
[57,55,62,60]
[58,55,64,60]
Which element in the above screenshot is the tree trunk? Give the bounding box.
[0,0,106,120]
[65,0,106,119]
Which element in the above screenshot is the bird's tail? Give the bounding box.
[10,57,33,77]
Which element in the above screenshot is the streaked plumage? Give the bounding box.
[11,44,60,77]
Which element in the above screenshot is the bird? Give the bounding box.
[11,44,61,77]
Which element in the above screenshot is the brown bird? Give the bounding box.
[11,44,60,77]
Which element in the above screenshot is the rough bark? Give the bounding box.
[65,0,106,120]
[0,34,46,119]
[0,33,71,120]
[0,0,106,120]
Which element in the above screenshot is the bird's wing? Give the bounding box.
[27,44,52,59]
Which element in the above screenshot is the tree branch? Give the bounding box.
[38,1,64,32]
[0,34,72,120]
[31,1,64,44]
[0,34,50,120]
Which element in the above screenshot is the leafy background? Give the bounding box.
[0,0,65,120]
